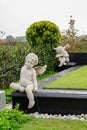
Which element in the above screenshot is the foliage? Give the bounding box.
[61,35,87,52]
[19,117,87,130]
[5,88,14,103]
[26,20,61,71]
[0,105,31,130]
[68,40,87,52]
[0,42,30,89]
[61,16,78,49]
[66,16,78,42]
[26,20,61,47]
[43,65,87,89]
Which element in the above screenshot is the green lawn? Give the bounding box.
[43,65,87,90]
[19,117,87,130]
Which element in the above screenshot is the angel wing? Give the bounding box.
[34,65,47,76]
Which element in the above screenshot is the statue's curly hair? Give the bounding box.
[25,53,38,65]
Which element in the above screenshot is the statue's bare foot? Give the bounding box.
[28,101,35,108]
[58,64,62,67]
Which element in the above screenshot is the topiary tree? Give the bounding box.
[26,20,61,71]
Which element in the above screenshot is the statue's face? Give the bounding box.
[25,58,34,69]
[25,53,38,69]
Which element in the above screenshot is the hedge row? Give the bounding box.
[0,43,30,89]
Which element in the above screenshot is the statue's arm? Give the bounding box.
[63,44,70,50]
[56,54,64,58]
[32,69,38,91]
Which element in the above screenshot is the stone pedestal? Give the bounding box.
[0,91,6,111]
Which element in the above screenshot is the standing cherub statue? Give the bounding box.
[10,53,47,108]
[54,44,70,67]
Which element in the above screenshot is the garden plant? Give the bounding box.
[26,20,61,71]
[0,105,31,130]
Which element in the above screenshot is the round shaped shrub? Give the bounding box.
[26,20,61,71]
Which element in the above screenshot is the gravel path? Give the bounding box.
[30,112,87,121]
[5,103,87,121]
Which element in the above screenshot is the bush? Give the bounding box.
[26,20,61,71]
[0,105,31,130]
[5,88,14,103]
[0,42,30,89]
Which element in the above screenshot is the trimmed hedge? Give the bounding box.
[0,43,30,89]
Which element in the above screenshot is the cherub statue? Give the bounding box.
[54,44,70,67]
[10,53,47,108]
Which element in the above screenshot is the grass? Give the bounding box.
[19,117,87,130]
[43,65,87,90]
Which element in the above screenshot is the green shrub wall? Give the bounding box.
[0,43,30,89]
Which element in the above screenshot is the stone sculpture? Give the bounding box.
[54,44,70,67]
[0,91,6,111]
[10,53,47,108]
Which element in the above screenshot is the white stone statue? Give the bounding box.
[10,53,47,108]
[54,44,70,67]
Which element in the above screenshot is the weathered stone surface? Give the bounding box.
[0,91,6,111]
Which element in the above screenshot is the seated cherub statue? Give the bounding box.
[54,44,70,67]
[10,53,47,108]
